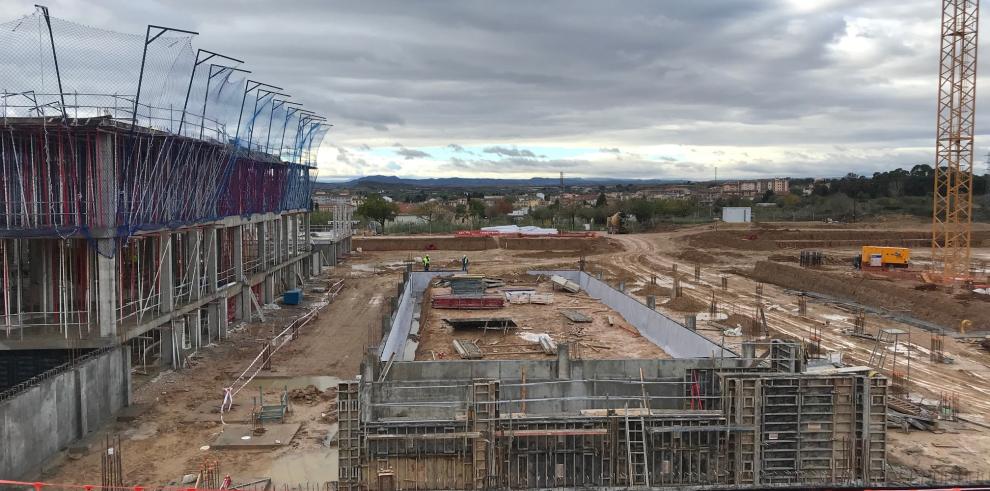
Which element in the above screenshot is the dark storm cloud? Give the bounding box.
[5,0,964,177]
[394,146,432,160]
[483,146,537,158]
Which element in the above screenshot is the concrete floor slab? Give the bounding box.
[211,423,300,449]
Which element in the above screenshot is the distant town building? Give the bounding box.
[720,178,790,198]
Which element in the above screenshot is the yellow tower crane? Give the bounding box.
[932,0,979,281]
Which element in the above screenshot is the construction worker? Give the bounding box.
[461,255,469,272]
[423,254,430,271]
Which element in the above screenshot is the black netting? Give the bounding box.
[0,7,327,240]
[0,8,328,159]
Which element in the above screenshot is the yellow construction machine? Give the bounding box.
[854,246,910,270]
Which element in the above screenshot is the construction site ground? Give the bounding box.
[36,219,990,485]
[416,279,669,360]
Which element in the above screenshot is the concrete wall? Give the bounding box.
[0,346,130,479]
[374,357,744,419]
[380,270,734,363]
[380,272,451,361]
[535,270,735,358]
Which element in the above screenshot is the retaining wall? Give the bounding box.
[0,346,130,479]
[380,271,451,362]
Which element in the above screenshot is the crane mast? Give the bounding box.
[932,0,979,280]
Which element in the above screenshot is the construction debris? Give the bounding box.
[443,318,518,330]
[432,294,505,309]
[560,309,593,323]
[550,275,581,293]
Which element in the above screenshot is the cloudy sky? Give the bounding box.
[6,0,987,181]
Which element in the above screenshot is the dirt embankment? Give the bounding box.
[749,261,990,331]
[686,229,990,251]
[354,235,620,253]
[355,236,496,251]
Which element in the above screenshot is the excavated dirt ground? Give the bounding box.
[34,222,990,485]
[416,280,668,360]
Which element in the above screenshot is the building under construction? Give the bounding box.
[0,8,352,479]
[339,270,887,489]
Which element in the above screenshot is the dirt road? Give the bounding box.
[38,267,398,487]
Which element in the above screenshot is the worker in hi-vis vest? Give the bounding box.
[423,254,430,271]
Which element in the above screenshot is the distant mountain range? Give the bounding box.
[317,175,687,188]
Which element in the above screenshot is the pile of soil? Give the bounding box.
[288,385,335,404]
[632,284,672,297]
[768,254,799,263]
[664,296,706,312]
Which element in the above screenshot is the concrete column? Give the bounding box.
[160,322,178,369]
[232,226,248,321]
[311,251,321,275]
[273,218,283,265]
[187,230,201,301]
[257,221,267,270]
[160,233,173,313]
[287,262,298,290]
[96,239,118,337]
[263,275,274,304]
[207,302,220,344]
[205,227,218,293]
[303,213,311,249]
[291,215,299,257]
[187,311,202,349]
[218,298,229,339]
[282,217,290,261]
[122,344,133,405]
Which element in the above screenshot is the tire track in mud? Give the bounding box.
[607,234,990,413]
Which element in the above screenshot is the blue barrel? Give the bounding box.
[283,288,302,305]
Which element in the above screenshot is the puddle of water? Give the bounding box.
[243,375,342,392]
[265,448,339,484]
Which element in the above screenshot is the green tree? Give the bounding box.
[595,192,608,208]
[356,194,399,235]
[414,201,447,233]
[467,199,486,226]
[454,203,468,222]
